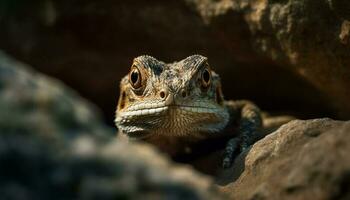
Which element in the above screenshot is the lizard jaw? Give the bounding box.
[115,104,229,138]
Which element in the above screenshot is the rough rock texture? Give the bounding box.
[0,51,224,200]
[220,118,350,200]
[0,0,337,124]
[187,0,350,118]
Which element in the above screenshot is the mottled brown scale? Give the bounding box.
[215,84,224,105]
[115,55,263,171]
[118,91,126,110]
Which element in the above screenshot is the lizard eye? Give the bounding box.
[129,65,142,89]
[201,68,211,88]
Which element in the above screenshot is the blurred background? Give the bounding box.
[1,0,350,127]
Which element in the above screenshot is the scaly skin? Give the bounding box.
[115,55,262,168]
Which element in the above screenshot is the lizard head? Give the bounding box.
[115,55,229,139]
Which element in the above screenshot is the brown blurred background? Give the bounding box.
[1,0,349,126]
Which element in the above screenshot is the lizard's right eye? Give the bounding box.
[201,68,211,88]
[129,66,142,89]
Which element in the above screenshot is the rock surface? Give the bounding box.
[220,118,350,200]
[187,0,350,118]
[0,0,337,123]
[0,51,224,200]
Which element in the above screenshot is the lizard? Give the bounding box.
[115,55,262,169]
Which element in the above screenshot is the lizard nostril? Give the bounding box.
[160,91,166,99]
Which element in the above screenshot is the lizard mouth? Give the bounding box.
[119,104,221,118]
[116,103,229,138]
[123,131,153,139]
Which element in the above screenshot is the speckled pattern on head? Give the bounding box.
[115,55,263,168]
[115,55,229,138]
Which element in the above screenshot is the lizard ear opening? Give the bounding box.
[215,85,224,105]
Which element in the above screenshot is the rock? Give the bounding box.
[187,0,350,118]
[0,0,336,123]
[0,51,224,200]
[220,118,350,200]
[0,51,110,140]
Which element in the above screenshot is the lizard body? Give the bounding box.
[115,55,262,168]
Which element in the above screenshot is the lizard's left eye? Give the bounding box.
[201,68,211,88]
[129,65,142,89]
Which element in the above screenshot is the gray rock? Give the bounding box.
[221,118,350,200]
[187,0,350,118]
[0,50,112,141]
[0,51,224,200]
[0,0,336,122]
